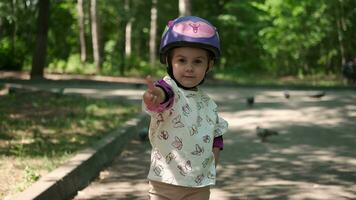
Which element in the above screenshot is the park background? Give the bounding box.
[1,0,356,85]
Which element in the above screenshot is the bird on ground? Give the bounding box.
[246,96,254,107]
[284,90,290,99]
[308,91,325,99]
[256,126,279,142]
[55,88,65,97]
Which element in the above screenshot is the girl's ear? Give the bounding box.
[207,59,214,72]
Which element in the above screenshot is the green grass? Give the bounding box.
[0,91,139,198]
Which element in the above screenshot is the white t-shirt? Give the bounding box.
[143,76,228,187]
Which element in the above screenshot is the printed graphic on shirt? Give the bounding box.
[171,136,183,150]
[177,160,192,176]
[153,149,162,160]
[189,125,198,136]
[202,135,211,143]
[186,93,196,98]
[172,115,184,128]
[215,118,228,137]
[158,130,169,140]
[195,174,205,185]
[197,102,204,110]
[206,115,214,126]
[202,157,211,168]
[191,144,204,156]
[156,113,164,126]
[153,164,164,177]
[201,95,210,106]
[182,103,191,116]
[166,152,177,164]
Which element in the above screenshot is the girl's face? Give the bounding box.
[171,47,213,89]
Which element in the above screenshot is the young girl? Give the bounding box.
[143,16,228,200]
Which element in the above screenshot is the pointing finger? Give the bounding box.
[145,75,155,91]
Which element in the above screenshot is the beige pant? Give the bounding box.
[148,181,210,200]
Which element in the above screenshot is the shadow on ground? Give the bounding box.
[73,139,151,200]
[209,88,356,200]
[73,86,356,200]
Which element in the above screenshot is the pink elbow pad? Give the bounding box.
[213,136,224,150]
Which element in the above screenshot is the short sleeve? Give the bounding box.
[214,116,228,137]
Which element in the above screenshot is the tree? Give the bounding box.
[90,0,101,72]
[77,0,86,63]
[149,0,158,67]
[124,0,133,59]
[30,0,49,79]
[179,0,191,16]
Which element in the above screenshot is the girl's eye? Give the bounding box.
[178,58,186,63]
[194,59,203,64]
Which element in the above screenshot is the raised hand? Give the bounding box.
[143,76,165,110]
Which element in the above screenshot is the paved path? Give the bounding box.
[72,86,356,200]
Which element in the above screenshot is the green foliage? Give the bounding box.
[47,54,97,74]
[0,38,24,70]
[255,0,330,75]
[24,166,40,183]
[47,1,78,62]
[0,0,355,79]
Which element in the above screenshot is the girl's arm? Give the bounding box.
[143,76,175,113]
[143,76,166,110]
[213,136,223,167]
[213,147,220,168]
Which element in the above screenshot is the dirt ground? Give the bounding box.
[73,86,356,200]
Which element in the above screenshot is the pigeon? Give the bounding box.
[55,88,65,97]
[284,90,290,99]
[256,126,279,142]
[138,128,149,141]
[246,96,254,107]
[308,91,325,99]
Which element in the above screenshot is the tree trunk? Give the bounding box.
[124,0,132,58]
[149,0,157,67]
[90,0,101,72]
[77,0,86,63]
[179,0,191,16]
[336,0,346,66]
[30,0,50,79]
[10,0,17,60]
[125,20,132,57]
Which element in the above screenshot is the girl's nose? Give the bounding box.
[185,62,194,71]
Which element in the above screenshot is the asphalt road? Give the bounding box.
[71,86,356,200]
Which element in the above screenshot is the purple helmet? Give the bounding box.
[159,16,221,64]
